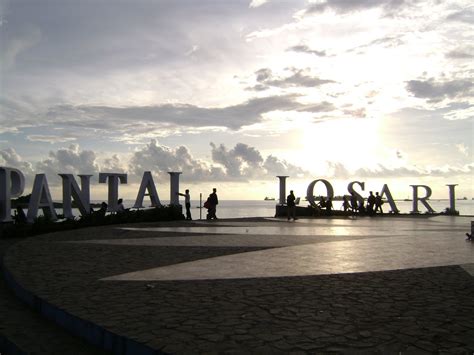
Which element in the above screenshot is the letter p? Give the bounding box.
[0,167,25,222]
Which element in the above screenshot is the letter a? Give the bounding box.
[27,174,57,223]
[133,171,161,208]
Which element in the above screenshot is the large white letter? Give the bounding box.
[99,173,127,212]
[59,174,92,219]
[379,184,399,213]
[306,179,334,208]
[277,176,289,205]
[0,167,25,222]
[410,185,435,213]
[168,172,181,206]
[27,174,57,223]
[133,171,162,208]
[347,181,365,206]
[446,184,458,214]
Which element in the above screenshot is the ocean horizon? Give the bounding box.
[121,199,474,219]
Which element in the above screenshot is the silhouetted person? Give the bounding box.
[318,196,327,209]
[117,198,125,213]
[358,200,366,214]
[178,189,192,220]
[95,202,108,219]
[207,188,218,220]
[287,190,297,221]
[14,206,27,224]
[375,192,384,214]
[350,192,358,213]
[326,197,333,215]
[342,195,350,212]
[367,191,375,215]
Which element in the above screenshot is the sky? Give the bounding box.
[0,0,473,202]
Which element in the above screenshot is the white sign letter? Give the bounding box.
[347,181,365,206]
[27,174,57,223]
[306,179,334,208]
[277,176,289,205]
[410,185,435,213]
[0,167,25,222]
[133,171,162,208]
[168,172,181,206]
[59,174,92,219]
[379,184,399,214]
[99,173,127,212]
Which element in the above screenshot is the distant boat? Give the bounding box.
[264,197,275,201]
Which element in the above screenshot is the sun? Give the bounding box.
[299,117,381,173]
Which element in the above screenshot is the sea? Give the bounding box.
[17,199,474,220]
[110,199,474,219]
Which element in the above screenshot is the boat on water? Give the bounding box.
[264,197,275,201]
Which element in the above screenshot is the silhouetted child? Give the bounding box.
[326,197,333,215]
[342,196,350,212]
[14,206,27,224]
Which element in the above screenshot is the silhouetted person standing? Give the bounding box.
[375,192,384,214]
[207,188,218,220]
[350,192,358,213]
[326,197,333,215]
[287,190,297,221]
[178,189,192,220]
[367,191,376,215]
[342,195,350,212]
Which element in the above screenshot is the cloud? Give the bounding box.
[35,144,100,179]
[445,49,474,59]
[128,139,226,182]
[248,68,335,91]
[249,0,269,8]
[27,135,77,144]
[0,148,35,179]
[302,0,421,15]
[287,45,327,57]
[45,94,314,132]
[455,143,469,157]
[211,142,309,179]
[406,78,473,103]
[327,160,474,179]
[446,8,474,24]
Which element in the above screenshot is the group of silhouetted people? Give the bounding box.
[285,190,387,221]
[349,191,384,215]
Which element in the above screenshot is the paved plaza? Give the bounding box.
[1,215,474,354]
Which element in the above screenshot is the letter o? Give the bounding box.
[306,179,334,208]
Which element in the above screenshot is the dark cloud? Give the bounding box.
[347,35,405,54]
[249,68,335,91]
[35,144,100,179]
[406,78,473,103]
[211,142,308,179]
[343,108,367,118]
[129,140,225,182]
[445,50,474,59]
[303,0,419,15]
[0,147,35,178]
[45,94,311,131]
[446,8,474,24]
[355,163,474,178]
[326,160,474,179]
[287,45,326,57]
